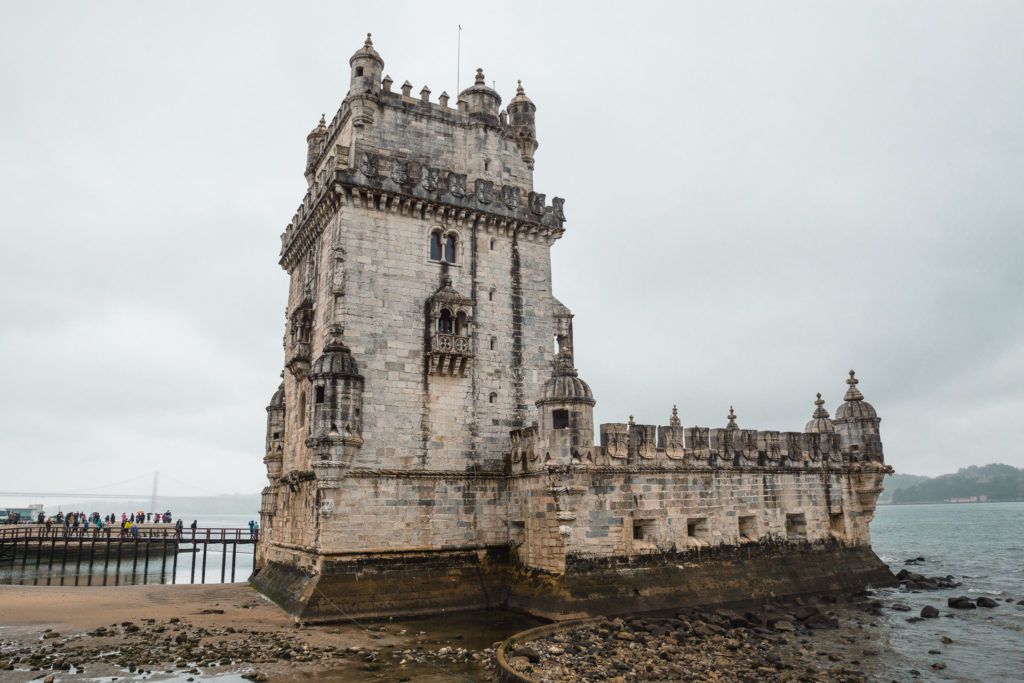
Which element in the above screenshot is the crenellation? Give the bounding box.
[253,36,895,622]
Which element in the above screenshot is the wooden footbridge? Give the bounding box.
[0,526,257,585]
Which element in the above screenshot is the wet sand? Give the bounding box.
[0,583,543,681]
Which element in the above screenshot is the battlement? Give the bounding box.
[511,422,859,471]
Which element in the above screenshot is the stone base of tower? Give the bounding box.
[251,541,895,623]
[503,541,897,621]
[250,546,513,623]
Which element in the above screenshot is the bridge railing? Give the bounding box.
[0,526,258,543]
[0,527,258,586]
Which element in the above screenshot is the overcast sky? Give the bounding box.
[1,1,1022,498]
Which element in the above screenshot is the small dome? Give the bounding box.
[537,353,594,406]
[349,33,383,67]
[307,114,327,140]
[508,80,534,108]
[311,329,362,379]
[805,393,835,433]
[267,382,285,411]
[835,370,878,420]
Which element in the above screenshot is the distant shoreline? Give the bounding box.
[878,499,1024,506]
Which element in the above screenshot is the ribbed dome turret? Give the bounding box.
[835,370,877,420]
[537,352,594,405]
[311,329,361,378]
[267,382,285,410]
[349,33,383,68]
[805,393,835,433]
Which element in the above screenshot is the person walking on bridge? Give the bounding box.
[174,518,183,538]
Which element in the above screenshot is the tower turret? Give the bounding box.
[834,370,883,463]
[804,393,835,433]
[535,350,596,465]
[458,68,501,125]
[506,80,538,169]
[305,115,327,186]
[348,33,384,95]
[264,382,285,480]
[307,326,365,478]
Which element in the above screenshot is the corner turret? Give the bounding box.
[305,115,327,186]
[307,326,365,478]
[834,370,883,463]
[458,68,501,125]
[349,33,384,95]
[535,351,596,465]
[506,80,538,169]
[264,381,285,480]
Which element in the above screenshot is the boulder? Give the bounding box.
[976,597,998,608]
[947,596,976,610]
[920,606,939,619]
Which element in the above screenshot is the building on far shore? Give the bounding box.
[251,35,896,622]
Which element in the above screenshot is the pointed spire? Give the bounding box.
[726,406,739,430]
[382,74,393,93]
[812,392,830,419]
[670,405,681,427]
[844,369,864,402]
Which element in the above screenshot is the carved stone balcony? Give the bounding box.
[429,333,473,377]
[286,341,312,379]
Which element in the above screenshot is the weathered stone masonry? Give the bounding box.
[252,35,896,622]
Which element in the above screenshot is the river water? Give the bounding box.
[867,501,1024,682]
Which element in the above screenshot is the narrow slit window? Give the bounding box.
[315,386,325,404]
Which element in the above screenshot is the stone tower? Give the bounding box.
[254,35,570,617]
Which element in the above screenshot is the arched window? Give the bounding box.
[429,231,442,261]
[489,392,498,404]
[489,336,496,351]
[488,288,495,302]
[455,312,468,336]
[438,309,453,333]
[444,234,458,263]
[489,238,496,251]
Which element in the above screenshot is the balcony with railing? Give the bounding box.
[429,333,473,377]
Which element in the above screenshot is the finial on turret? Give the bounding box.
[844,369,864,402]
[670,405,681,428]
[726,406,738,430]
[475,68,485,86]
[628,415,635,426]
[813,393,830,419]
[517,80,524,95]
[364,33,373,47]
